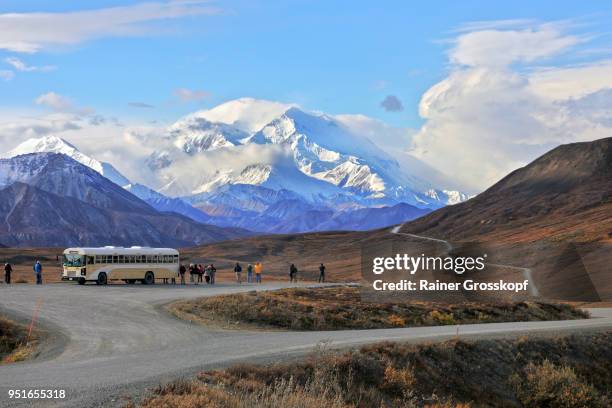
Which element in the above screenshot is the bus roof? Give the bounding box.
[63,247,180,256]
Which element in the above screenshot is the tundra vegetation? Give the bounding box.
[129,332,611,408]
[167,286,588,330]
[0,315,36,364]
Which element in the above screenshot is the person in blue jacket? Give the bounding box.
[33,260,43,285]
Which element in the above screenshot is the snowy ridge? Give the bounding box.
[3,136,209,222]
[2,98,471,233]
[2,136,130,187]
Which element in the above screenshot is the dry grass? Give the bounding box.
[130,332,611,408]
[511,360,607,407]
[0,315,37,364]
[0,247,63,284]
[167,286,588,331]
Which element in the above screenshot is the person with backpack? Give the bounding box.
[247,263,254,283]
[254,262,262,284]
[318,263,326,283]
[234,262,243,284]
[33,261,43,285]
[179,264,186,285]
[204,266,211,284]
[289,263,298,283]
[4,263,12,284]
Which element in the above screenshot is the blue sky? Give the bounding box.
[1,0,611,127]
[2,1,612,190]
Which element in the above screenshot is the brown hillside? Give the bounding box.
[400,138,611,243]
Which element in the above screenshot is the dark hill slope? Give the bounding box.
[402,137,612,243]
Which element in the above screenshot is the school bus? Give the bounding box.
[62,247,179,285]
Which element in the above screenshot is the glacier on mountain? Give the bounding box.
[1,98,470,233]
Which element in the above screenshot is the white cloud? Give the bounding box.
[0,70,14,80]
[411,20,612,190]
[450,22,581,67]
[528,60,612,100]
[335,113,468,192]
[173,88,210,102]
[35,92,74,111]
[5,57,56,72]
[0,1,220,53]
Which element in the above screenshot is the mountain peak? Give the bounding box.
[5,135,78,159]
[193,98,294,133]
[2,135,130,187]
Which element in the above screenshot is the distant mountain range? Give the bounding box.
[1,99,471,235]
[182,137,612,301]
[0,153,249,247]
[155,99,468,208]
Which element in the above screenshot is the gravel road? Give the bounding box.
[1,283,611,408]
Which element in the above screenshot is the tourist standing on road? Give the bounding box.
[204,265,210,284]
[189,264,196,284]
[318,263,326,283]
[234,262,243,284]
[4,262,12,284]
[247,263,253,283]
[289,264,298,283]
[33,260,42,285]
[197,264,204,283]
[254,262,262,283]
[209,264,217,284]
[179,264,186,285]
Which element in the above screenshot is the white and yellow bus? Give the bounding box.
[62,247,180,285]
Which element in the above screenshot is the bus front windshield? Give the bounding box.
[63,254,85,267]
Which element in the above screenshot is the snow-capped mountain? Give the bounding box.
[2,135,130,187]
[0,153,249,247]
[3,136,210,222]
[168,117,249,154]
[161,98,467,209]
[1,99,469,235]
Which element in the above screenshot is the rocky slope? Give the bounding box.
[0,153,249,247]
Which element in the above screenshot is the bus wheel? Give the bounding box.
[77,278,86,285]
[96,272,108,285]
[143,272,155,285]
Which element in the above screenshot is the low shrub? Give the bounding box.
[131,332,612,408]
[167,287,588,331]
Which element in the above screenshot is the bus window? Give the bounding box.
[174,255,178,264]
[153,255,158,263]
[113,256,118,263]
[87,256,94,265]
[118,255,124,263]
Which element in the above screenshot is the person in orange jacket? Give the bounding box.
[254,262,263,283]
